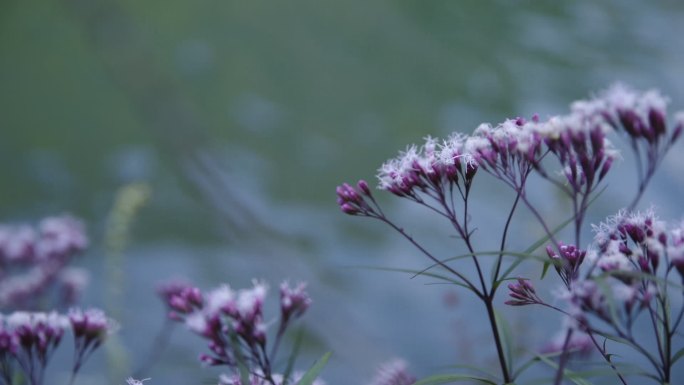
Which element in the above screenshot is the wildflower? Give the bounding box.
[546,243,586,285]
[69,308,118,381]
[158,280,203,320]
[280,281,311,323]
[205,284,236,317]
[368,359,416,385]
[0,225,36,263]
[574,84,683,207]
[35,215,88,260]
[2,311,69,384]
[505,279,541,306]
[539,113,617,193]
[336,181,377,217]
[591,208,666,274]
[0,215,89,311]
[465,117,543,187]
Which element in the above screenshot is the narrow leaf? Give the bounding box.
[283,328,305,384]
[295,352,331,385]
[413,374,497,385]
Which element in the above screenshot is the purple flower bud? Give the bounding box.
[340,203,359,215]
[357,180,371,196]
[672,123,683,143]
[648,108,667,136]
[598,157,613,181]
[546,245,558,259]
[465,162,477,180]
[619,109,642,137]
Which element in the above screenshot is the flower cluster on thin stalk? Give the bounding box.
[160,279,318,385]
[0,215,90,311]
[572,84,684,210]
[0,308,116,385]
[337,84,683,385]
[506,208,684,384]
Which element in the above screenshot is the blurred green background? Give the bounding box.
[2,1,684,384]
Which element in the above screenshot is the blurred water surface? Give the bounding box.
[1,1,684,384]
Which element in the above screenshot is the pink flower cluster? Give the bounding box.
[159,279,313,384]
[0,308,116,385]
[0,215,89,310]
[337,84,683,217]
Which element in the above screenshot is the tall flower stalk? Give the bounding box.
[337,84,683,384]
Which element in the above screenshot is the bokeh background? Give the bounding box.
[2,1,684,384]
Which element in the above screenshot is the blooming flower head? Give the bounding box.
[236,280,268,323]
[591,208,666,274]
[0,215,90,311]
[35,215,88,260]
[6,311,69,353]
[280,281,312,322]
[377,135,477,197]
[68,308,118,347]
[0,225,36,263]
[158,280,203,320]
[465,117,544,184]
[206,284,236,317]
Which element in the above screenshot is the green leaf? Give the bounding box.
[295,352,331,385]
[229,332,251,385]
[283,328,305,384]
[350,265,476,292]
[540,261,551,280]
[533,354,593,385]
[494,309,514,375]
[672,347,684,364]
[413,374,497,385]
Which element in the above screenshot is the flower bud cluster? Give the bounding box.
[546,243,586,286]
[160,279,312,383]
[0,215,90,310]
[540,113,616,195]
[157,280,203,321]
[279,281,311,324]
[573,84,683,192]
[336,180,377,217]
[0,308,115,385]
[377,135,477,198]
[548,209,682,337]
[505,278,541,307]
[573,84,682,147]
[337,85,683,234]
[466,117,543,186]
[591,209,666,275]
